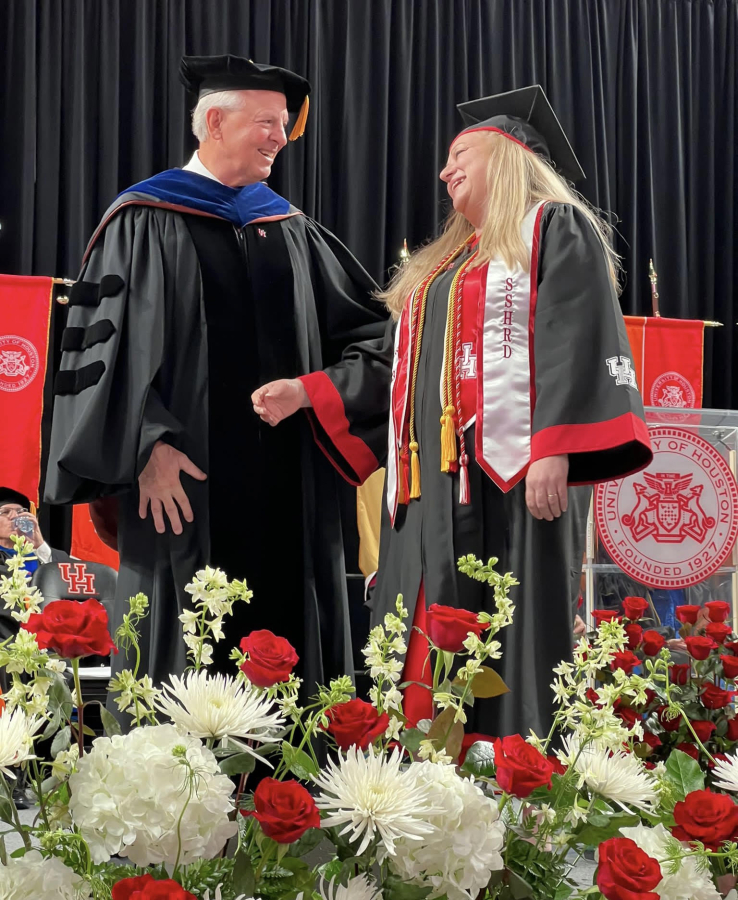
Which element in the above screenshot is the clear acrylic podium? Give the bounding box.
[584,407,738,633]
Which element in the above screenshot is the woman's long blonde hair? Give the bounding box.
[379,131,621,318]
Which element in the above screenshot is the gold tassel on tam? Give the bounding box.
[289,95,310,141]
[440,405,457,472]
[409,441,421,499]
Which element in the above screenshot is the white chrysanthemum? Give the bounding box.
[318,875,382,900]
[620,823,720,900]
[557,736,657,811]
[711,752,738,793]
[314,746,438,855]
[0,709,40,777]
[68,724,237,865]
[156,670,284,749]
[0,850,90,900]
[390,762,504,900]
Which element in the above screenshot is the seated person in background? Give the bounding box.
[0,487,70,578]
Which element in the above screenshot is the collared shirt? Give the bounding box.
[0,541,51,573]
[182,151,224,184]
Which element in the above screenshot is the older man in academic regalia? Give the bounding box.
[45,55,386,690]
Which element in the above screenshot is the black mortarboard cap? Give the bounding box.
[179,55,311,139]
[456,85,585,183]
[0,487,32,510]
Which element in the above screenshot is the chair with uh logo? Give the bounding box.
[31,560,118,709]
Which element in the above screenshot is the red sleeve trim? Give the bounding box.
[531,411,652,463]
[300,371,379,485]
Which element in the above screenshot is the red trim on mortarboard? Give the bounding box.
[450,126,536,158]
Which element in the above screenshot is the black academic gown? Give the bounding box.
[45,189,386,693]
[302,203,652,738]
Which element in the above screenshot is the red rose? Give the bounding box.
[727,718,738,742]
[548,754,567,776]
[596,837,661,900]
[586,687,602,706]
[592,609,621,627]
[639,731,662,751]
[623,623,643,650]
[326,699,389,751]
[243,778,320,843]
[22,598,117,659]
[657,706,681,732]
[669,664,691,685]
[623,596,649,621]
[684,636,717,660]
[112,875,197,900]
[701,683,736,710]
[239,630,299,687]
[675,742,700,761]
[706,601,732,622]
[672,789,738,850]
[641,630,665,657]
[458,733,495,766]
[425,604,488,652]
[616,706,640,730]
[644,761,656,770]
[689,719,716,743]
[676,605,701,624]
[706,623,732,645]
[725,641,738,655]
[611,651,640,675]
[721,655,738,680]
[493,734,554,798]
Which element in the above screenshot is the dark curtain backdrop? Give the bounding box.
[0,0,737,558]
[1,0,737,405]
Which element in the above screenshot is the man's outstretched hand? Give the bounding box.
[138,441,207,534]
[252,379,311,426]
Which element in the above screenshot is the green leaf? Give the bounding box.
[81,725,97,737]
[461,740,496,777]
[99,703,122,737]
[47,674,74,721]
[575,812,641,848]
[232,849,256,897]
[281,741,318,781]
[318,858,343,881]
[426,707,464,761]
[0,794,15,826]
[219,752,257,776]
[664,749,705,800]
[289,827,325,857]
[506,870,536,899]
[383,873,434,900]
[554,886,574,900]
[51,726,71,758]
[467,666,510,699]
[399,728,425,753]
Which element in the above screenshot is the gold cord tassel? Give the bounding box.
[289,95,310,141]
[409,441,421,499]
[440,405,457,472]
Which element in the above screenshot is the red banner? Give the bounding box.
[71,504,119,570]
[0,275,54,504]
[624,316,705,409]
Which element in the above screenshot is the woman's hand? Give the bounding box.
[252,379,311,426]
[525,454,569,520]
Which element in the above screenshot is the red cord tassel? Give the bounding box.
[399,448,411,505]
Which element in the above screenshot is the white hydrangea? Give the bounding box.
[620,823,720,900]
[68,723,237,865]
[0,850,90,899]
[389,761,505,900]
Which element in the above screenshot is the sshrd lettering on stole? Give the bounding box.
[502,277,515,359]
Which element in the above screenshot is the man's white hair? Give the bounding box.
[191,90,247,142]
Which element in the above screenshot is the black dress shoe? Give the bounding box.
[12,788,31,810]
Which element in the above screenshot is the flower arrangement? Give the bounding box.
[1,536,738,900]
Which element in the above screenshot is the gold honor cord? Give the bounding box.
[404,235,476,501]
